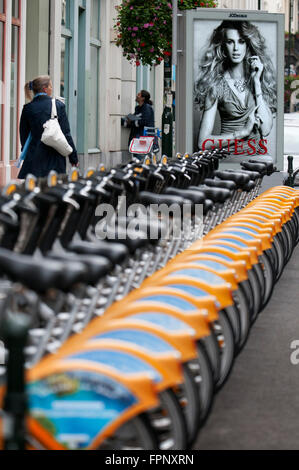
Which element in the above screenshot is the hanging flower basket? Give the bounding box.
[114,0,217,67]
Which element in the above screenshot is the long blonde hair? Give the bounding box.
[24,75,51,101]
[194,21,277,113]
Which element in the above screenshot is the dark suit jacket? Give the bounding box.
[128,103,155,146]
[18,95,78,179]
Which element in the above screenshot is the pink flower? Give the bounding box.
[143,23,149,28]
[130,6,134,9]
[150,47,155,52]
[149,23,154,27]
[137,38,141,42]
[132,33,136,37]
[133,26,138,31]
[168,2,172,8]
[127,27,132,31]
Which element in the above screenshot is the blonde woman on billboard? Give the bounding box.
[194,20,276,156]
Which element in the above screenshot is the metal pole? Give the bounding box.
[172,0,177,71]
[288,1,292,78]
[258,0,261,10]
[171,0,177,156]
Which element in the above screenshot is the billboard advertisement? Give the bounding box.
[177,9,284,169]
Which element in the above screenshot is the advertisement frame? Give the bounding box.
[177,9,284,170]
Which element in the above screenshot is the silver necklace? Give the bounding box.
[233,78,247,93]
[227,71,247,93]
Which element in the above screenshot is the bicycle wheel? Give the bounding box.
[212,310,235,390]
[178,364,202,446]
[280,224,293,263]
[185,340,214,427]
[239,279,255,322]
[264,244,278,279]
[293,208,299,245]
[253,261,265,306]
[223,305,241,349]
[200,331,221,385]
[272,235,285,281]
[247,268,262,322]
[286,217,297,249]
[99,414,159,450]
[232,287,251,352]
[285,220,296,260]
[259,251,275,310]
[146,389,188,450]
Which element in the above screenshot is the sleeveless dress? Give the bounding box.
[207,78,264,158]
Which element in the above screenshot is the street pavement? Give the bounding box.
[284,113,299,170]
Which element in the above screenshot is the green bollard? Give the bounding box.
[162,105,173,159]
[285,155,295,187]
[1,310,31,450]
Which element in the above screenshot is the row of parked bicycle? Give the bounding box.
[0,150,295,450]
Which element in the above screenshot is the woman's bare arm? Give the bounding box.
[253,80,273,136]
[250,56,273,137]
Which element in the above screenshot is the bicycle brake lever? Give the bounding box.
[62,187,80,210]
[0,196,21,224]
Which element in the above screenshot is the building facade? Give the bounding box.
[0,0,164,184]
[2,1,299,184]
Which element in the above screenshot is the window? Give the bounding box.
[61,0,72,109]
[12,0,18,18]
[136,64,150,93]
[88,0,100,150]
[10,0,20,161]
[89,44,99,149]
[60,36,70,100]
[90,0,99,39]
[61,0,70,27]
[10,24,19,160]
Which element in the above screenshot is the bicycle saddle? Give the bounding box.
[234,170,260,181]
[189,186,231,203]
[0,248,86,293]
[214,171,250,187]
[248,160,275,175]
[67,240,129,265]
[48,251,112,286]
[240,162,267,175]
[139,191,192,209]
[164,187,206,204]
[203,179,237,191]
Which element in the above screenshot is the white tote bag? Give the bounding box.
[41,98,73,157]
